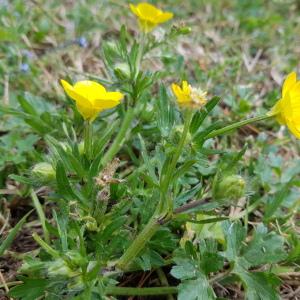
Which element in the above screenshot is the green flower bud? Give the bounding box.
[32,162,55,183]
[114,62,131,80]
[171,25,192,36]
[177,26,192,35]
[104,41,119,55]
[213,175,246,204]
[82,216,98,232]
[86,219,98,231]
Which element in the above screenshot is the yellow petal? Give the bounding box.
[129,4,139,17]
[282,72,297,97]
[156,12,173,23]
[289,81,300,98]
[182,81,190,94]
[61,80,92,108]
[93,100,120,110]
[270,99,285,124]
[93,92,123,109]
[73,81,106,103]
[172,83,182,98]
[286,120,300,139]
[137,2,161,20]
[76,103,99,121]
[103,91,124,101]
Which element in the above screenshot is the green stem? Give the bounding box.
[32,233,60,259]
[160,109,193,209]
[31,190,50,244]
[135,32,146,77]
[157,268,175,300]
[116,214,161,270]
[205,114,273,140]
[116,111,193,271]
[101,107,135,167]
[84,121,93,160]
[105,286,178,296]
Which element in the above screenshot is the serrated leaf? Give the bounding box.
[264,183,291,220]
[178,276,216,300]
[171,258,198,280]
[222,221,246,261]
[233,267,281,300]
[9,277,48,300]
[200,252,224,275]
[242,224,287,266]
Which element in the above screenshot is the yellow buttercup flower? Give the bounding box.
[129,2,173,33]
[172,81,207,109]
[270,72,300,138]
[61,80,124,122]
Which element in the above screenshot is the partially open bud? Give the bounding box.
[86,218,98,232]
[81,215,98,232]
[213,174,246,204]
[32,162,55,183]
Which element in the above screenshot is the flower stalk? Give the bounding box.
[205,114,274,140]
[106,286,178,296]
[116,110,193,271]
[101,107,135,167]
[84,121,93,160]
[160,109,193,211]
[116,214,161,270]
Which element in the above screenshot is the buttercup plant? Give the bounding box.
[2,2,298,300]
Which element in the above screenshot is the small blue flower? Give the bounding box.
[76,36,88,48]
[20,63,30,73]
[21,49,34,59]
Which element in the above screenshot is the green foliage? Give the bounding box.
[1,1,299,299]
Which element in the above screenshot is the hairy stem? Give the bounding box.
[101,107,134,167]
[160,109,193,211]
[205,114,273,140]
[116,111,193,271]
[105,286,178,296]
[116,215,161,270]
